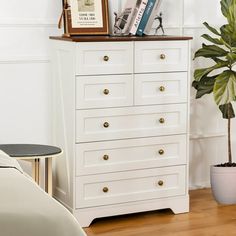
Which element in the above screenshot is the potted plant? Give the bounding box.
[192,0,236,204]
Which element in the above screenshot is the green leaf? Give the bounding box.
[221,0,233,18]
[220,24,236,47]
[226,52,236,62]
[213,70,236,105]
[192,75,217,99]
[219,103,235,119]
[194,43,228,59]
[203,22,221,36]
[201,34,223,45]
[221,0,236,25]
[193,60,229,81]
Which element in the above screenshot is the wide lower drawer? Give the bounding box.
[76,135,187,176]
[134,72,188,105]
[135,41,189,73]
[76,42,133,75]
[76,166,186,208]
[76,104,187,142]
[76,74,133,109]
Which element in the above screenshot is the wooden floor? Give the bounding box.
[84,189,236,236]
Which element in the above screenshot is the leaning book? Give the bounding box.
[136,0,156,36]
[117,0,140,35]
[143,0,163,35]
[129,0,149,35]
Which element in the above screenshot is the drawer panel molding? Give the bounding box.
[76,74,133,109]
[76,166,186,208]
[135,72,188,105]
[76,135,187,175]
[76,104,187,142]
[135,41,188,73]
[76,42,133,75]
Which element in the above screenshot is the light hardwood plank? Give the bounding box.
[84,189,236,236]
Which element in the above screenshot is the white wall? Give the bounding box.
[0,0,234,189]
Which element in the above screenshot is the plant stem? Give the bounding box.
[228,117,232,164]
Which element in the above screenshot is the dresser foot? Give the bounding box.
[75,195,189,227]
[170,196,190,214]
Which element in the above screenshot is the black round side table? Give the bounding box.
[0,144,62,196]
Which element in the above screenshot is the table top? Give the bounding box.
[0,144,62,157]
[50,35,193,42]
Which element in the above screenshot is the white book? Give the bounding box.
[129,0,149,35]
[143,0,163,35]
[117,0,140,35]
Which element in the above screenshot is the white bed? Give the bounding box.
[0,151,86,236]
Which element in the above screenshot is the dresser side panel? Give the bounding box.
[51,40,76,210]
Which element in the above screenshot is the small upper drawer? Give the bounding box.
[76,104,187,143]
[135,41,189,73]
[76,74,133,109]
[76,42,133,75]
[76,135,187,176]
[76,166,186,208]
[134,72,188,105]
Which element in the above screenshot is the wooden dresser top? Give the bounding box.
[49,35,193,42]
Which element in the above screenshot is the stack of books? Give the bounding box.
[116,0,163,36]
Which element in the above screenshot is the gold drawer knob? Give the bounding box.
[159,86,165,92]
[103,154,109,161]
[158,149,164,155]
[158,180,164,186]
[159,118,165,124]
[103,122,110,128]
[160,54,166,60]
[103,55,109,62]
[103,187,109,193]
[103,89,110,95]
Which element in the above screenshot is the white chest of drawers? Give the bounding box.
[50,35,192,227]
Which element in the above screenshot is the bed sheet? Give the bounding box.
[0,151,86,236]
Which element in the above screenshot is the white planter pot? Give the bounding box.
[210,165,236,204]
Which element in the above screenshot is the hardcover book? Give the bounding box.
[118,0,140,35]
[129,0,149,35]
[136,0,156,36]
[143,0,163,35]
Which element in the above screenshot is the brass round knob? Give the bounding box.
[159,86,165,92]
[159,149,164,155]
[160,54,166,60]
[103,89,110,95]
[159,118,165,124]
[103,154,109,161]
[103,122,110,128]
[103,187,109,193]
[158,180,164,186]
[103,55,109,61]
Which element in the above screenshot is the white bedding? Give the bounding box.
[0,151,86,236]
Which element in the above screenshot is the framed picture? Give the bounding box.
[62,0,109,36]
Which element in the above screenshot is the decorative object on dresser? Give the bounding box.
[59,0,109,36]
[154,12,165,35]
[113,0,163,36]
[192,0,236,204]
[50,35,192,227]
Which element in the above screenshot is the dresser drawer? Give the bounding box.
[76,135,187,175]
[76,104,187,142]
[135,41,188,73]
[134,72,188,105]
[76,74,133,109]
[76,166,186,208]
[76,42,133,75]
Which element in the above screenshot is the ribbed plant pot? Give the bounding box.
[210,165,236,204]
